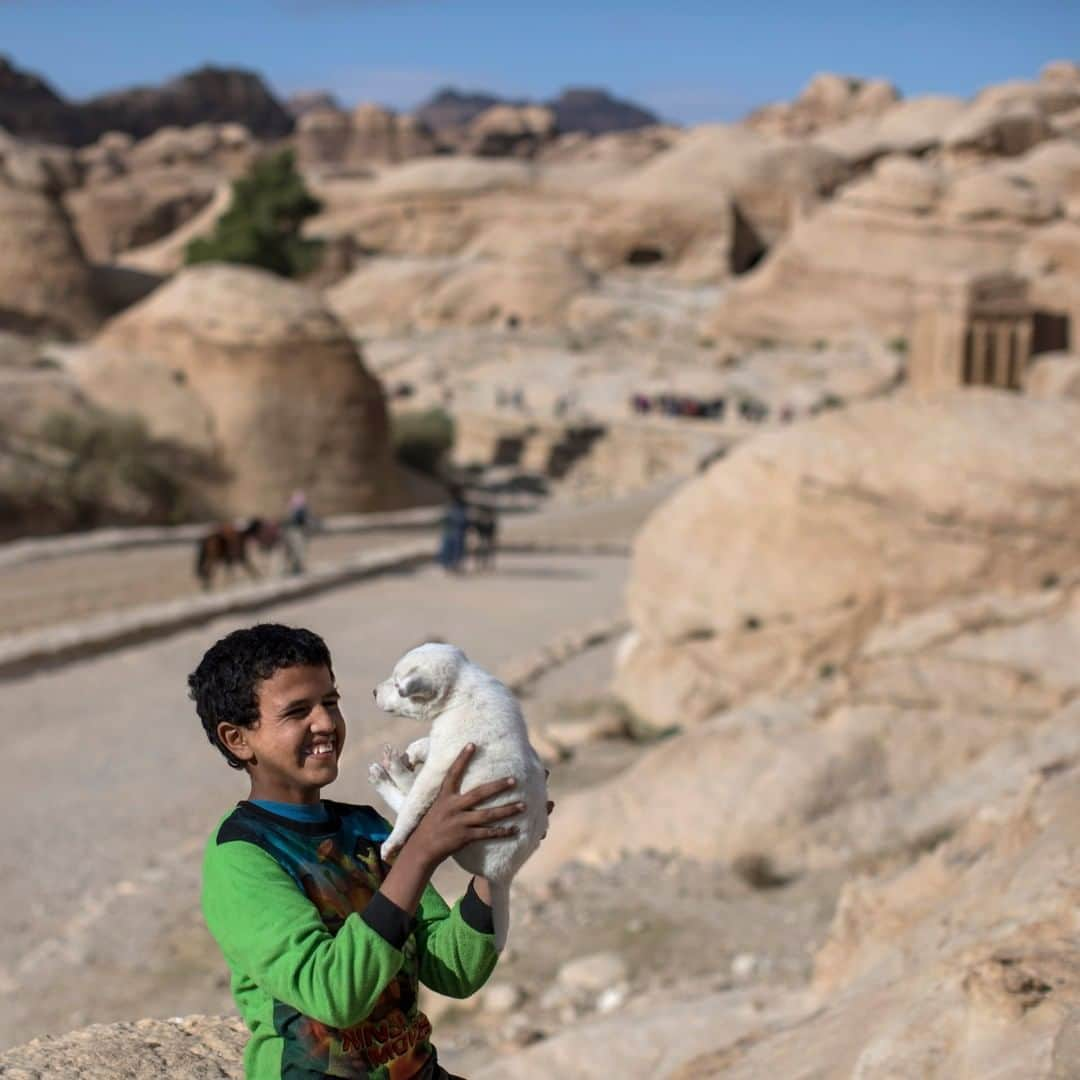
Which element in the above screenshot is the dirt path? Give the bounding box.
[0,483,671,641]
[0,527,431,637]
[0,549,631,1048]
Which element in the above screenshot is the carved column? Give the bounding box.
[1014,318,1033,390]
[992,321,1014,388]
[968,320,990,385]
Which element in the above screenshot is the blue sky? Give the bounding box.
[2,1,1076,124]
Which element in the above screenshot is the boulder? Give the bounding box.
[614,391,1080,728]
[80,264,407,516]
[0,1014,246,1077]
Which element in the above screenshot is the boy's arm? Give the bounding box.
[413,877,499,999]
[202,839,411,1030]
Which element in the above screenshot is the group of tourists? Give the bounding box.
[629,392,772,423]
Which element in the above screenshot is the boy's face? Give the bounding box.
[218,664,345,804]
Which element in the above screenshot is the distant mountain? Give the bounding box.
[0,54,83,143]
[414,88,508,132]
[548,87,661,134]
[0,56,293,146]
[285,90,344,118]
[0,53,663,149]
[82,66,293,142]
[414,85,662,135]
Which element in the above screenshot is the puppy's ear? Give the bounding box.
[398,671,436,701]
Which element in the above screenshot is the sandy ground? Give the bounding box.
[0,548,630,1048]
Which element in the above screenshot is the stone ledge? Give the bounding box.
[0,542,432,681]
[0,508,448,571]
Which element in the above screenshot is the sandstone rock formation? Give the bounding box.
[0,179,103,338]
[464,104,557,157]
[613,390,1080,729]
[0,127,79,194]
[295,104,438,173]
[812,94,967,168]
[64,167,219,262]
[746,72,900,138]
[63,124,259,260]
[117,182,233,275]
[673,749,1080,1078]
[704,135,1077,343]
[609,123,850,253]
[77,264,407,516]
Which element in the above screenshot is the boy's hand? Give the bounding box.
[394,744,522,867]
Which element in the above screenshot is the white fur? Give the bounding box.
[368,642,548,951]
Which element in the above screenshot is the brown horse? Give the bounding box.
[194,517,280,590]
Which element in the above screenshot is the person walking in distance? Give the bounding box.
[437,485,469,574]
[283,489,311,576]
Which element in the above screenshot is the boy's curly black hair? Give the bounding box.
[188,623,335,769]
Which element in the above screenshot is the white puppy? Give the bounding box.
[368,642,548,951]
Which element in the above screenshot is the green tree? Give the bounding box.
[185,149,323,277]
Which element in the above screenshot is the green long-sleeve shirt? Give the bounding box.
[201,800,498,1079]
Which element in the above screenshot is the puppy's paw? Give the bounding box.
[405,737,430,768]
[368,762,390,788]
[380,838,400,862]
[380,743,414,789]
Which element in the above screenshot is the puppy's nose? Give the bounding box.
[372,688,377,699]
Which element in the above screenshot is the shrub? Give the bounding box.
[39,409,217,527]
[391,408,456,477]
[185,149,323,278]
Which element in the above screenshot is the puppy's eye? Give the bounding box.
[398,672,435,700]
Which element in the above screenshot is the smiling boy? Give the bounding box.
[191,623,522,1080]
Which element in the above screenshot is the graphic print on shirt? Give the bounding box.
[219,802,435,1079]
